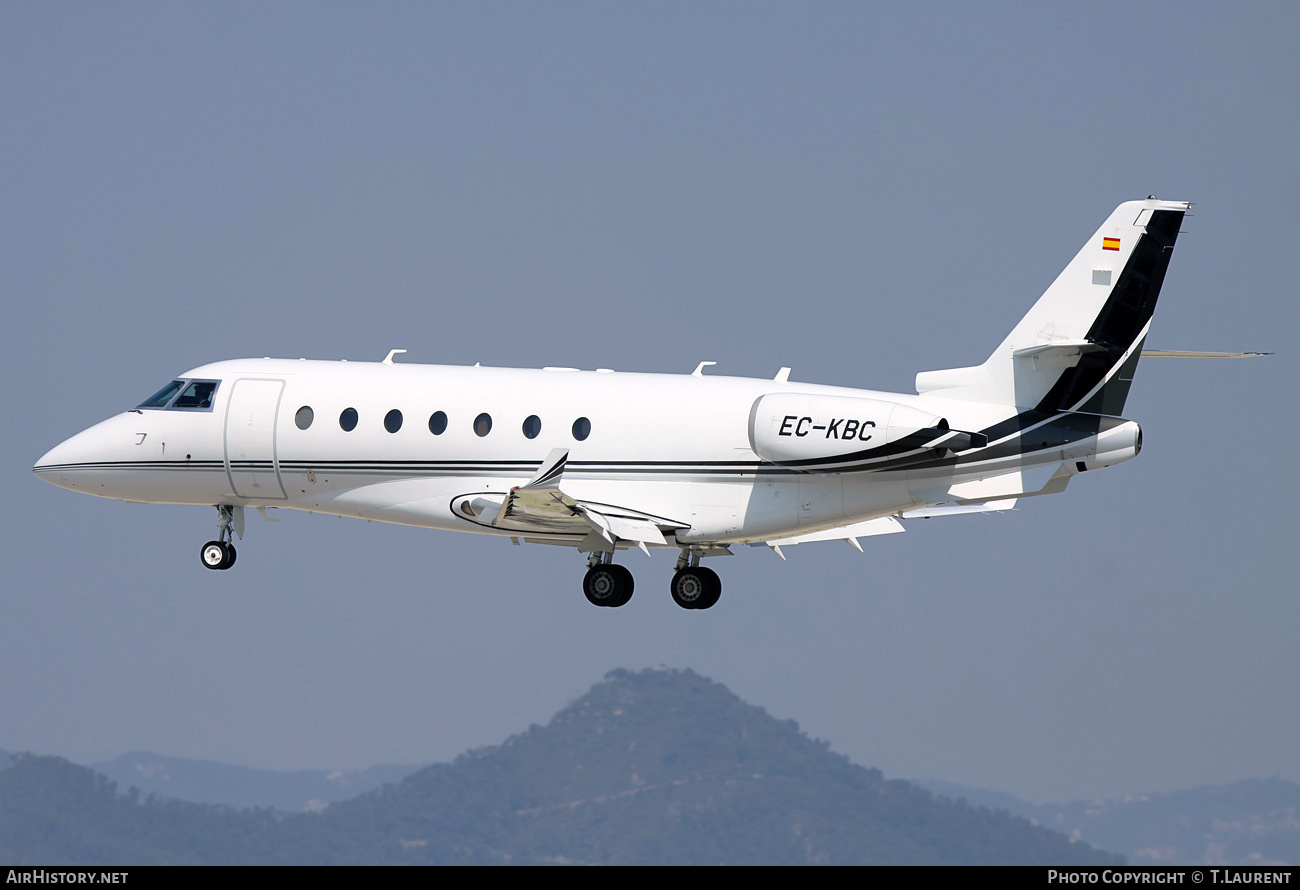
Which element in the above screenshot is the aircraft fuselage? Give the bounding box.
[34,198,1190,609]
[34,357,1137,543]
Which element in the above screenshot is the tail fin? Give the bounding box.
[916,198,1188,412]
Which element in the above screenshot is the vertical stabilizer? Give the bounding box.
[915,198,1188,411]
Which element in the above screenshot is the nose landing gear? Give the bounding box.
[200,539,236,570]
[200,505,240,570]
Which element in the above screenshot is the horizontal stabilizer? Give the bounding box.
[1140,350,1272,358]
[1013,339,1098,357]
[1012,340,1107,370]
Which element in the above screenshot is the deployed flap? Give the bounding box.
[580,508,670,545]
[488,485,684,544]
[915,462,1061,504]
[492,454,579,528]
[766,516,904,546]
[901,499,1017,519]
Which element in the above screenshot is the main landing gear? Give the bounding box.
[581,548,722,610]
[583,553,634,608]
[670,548,721,610]
[200,505,239,571]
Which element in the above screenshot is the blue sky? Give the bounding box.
[2,2,1296,803]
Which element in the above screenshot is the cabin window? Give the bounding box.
[572,417,591,441]
[522,415,541,439]
[474,413,492,437]
[295,406,314,430]
[384,409,403,433]
[339,408,359,431]
[428,411,448,435]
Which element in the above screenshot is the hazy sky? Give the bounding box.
[2,3,1296,804]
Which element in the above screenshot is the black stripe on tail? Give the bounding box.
[1036,208,1185,415]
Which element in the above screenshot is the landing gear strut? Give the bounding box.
[670,549,721,610]
[577,548,724,610]
[583,552,633,607]
[200,505,239,570]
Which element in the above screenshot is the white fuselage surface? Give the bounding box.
[34,198,1190,609]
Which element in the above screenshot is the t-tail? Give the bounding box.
[915,197,1188,413]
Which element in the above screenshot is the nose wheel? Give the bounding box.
[201,540,237,570]
[200,505,240,570]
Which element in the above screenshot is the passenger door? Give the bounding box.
[223,378,287,499]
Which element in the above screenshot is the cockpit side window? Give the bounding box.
[138,380,185,409]
[136,378,221,411]
[172,380,218,410]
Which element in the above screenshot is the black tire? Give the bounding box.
[584,563,634,607]
[671,566,721,610]
[607,564,634,607]
[221,542,237,569]
[695,566,721,610]
[201,541,226,570]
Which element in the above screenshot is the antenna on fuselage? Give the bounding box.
[382,348,408,364]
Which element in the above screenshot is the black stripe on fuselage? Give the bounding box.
[886,411,1104,473]
[34,411,1098,483]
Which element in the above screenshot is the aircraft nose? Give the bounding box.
[34,438,79,491]
[33,425,111,492]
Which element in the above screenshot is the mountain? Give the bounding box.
[0,668,1120,865]
[89,752,419,812]
[919,778,1300,866]
[316,666,1118,865]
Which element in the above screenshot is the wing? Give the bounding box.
[756,499,1017,559]
[470,448,690,551]
[760,516,904,559]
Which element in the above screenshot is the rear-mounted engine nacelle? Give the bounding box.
[748,393,951,467]
[1076,419,1143,471]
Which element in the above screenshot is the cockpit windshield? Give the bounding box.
[138,380,185,408]
[136,378,221,411]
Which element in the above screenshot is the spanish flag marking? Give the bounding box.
[1102,237,1121,251]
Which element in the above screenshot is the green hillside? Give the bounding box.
[0,668,1121,865]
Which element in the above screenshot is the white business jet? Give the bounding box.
[35,198,1249,611]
